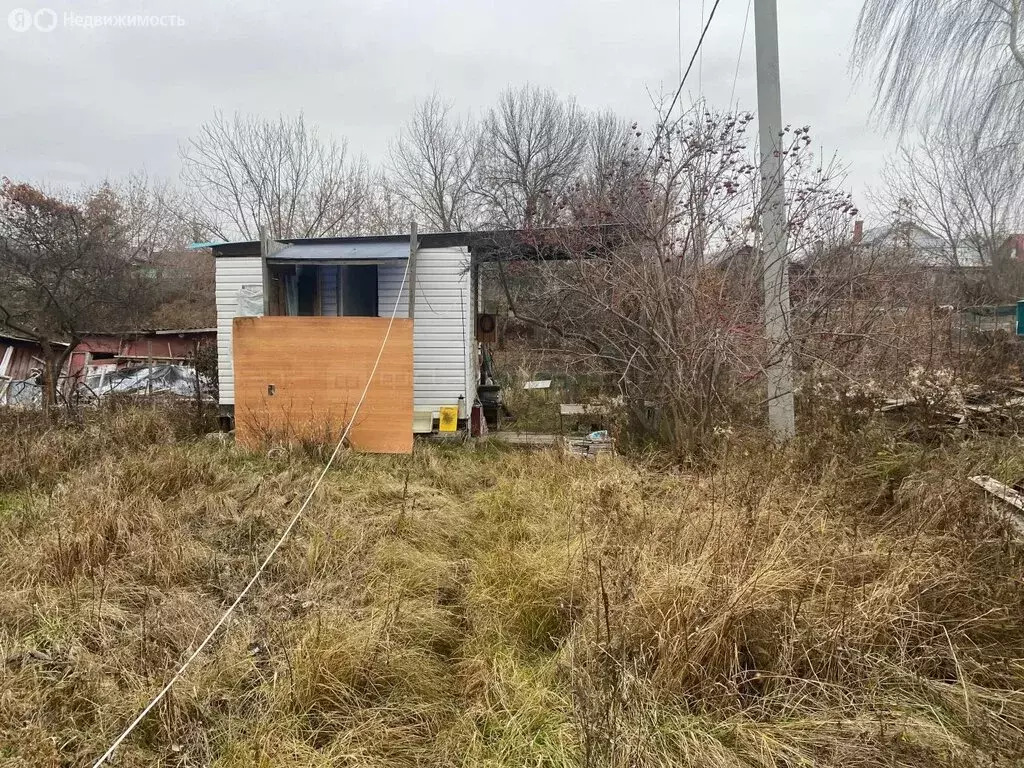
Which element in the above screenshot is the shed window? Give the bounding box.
[267,263,377,316]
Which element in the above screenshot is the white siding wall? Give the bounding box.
[378,247,475,415]
[377,261,410,319]
[214,256,262,406]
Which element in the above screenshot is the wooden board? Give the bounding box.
[233,316,413,453]
[969,475,1024,536]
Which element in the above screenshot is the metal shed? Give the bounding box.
[210,232,477,424]
[205,226,625,444]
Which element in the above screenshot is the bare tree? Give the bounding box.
[646,105,761,267]
[387,94,477,232]
[475,85,589,228]
[853,0,1024,133]
[357,171,412,235]
[871,123,1024,299]
[180,111,369,240]
[113,173,213,328]
[0,180,160,411]
[145,247,216,329]
[568,110,646,225]
[111,172,191,256]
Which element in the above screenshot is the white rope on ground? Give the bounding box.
[92,252,413,768]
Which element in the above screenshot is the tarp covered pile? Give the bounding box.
[0,379,42,407]
[0,364,212,407]
[80,364,212,399]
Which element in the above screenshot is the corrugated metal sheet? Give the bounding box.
[215,256,263,405]
[272,242,409,261]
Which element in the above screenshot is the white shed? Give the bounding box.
[210,233,479,425]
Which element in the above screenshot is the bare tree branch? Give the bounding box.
[870,122,1024,299]
[853,0,1024,134]
[179,111,369,240]
[387,94,478,232]
[474,85,589,228]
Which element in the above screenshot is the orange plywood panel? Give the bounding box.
[233,317,413,454]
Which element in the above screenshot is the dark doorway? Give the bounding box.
[342,265,378,316]
[268,264,320,316]
[296,266,318,316]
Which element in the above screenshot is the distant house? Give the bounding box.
[67,328,215,389]
[855,220,991,271]
[135,248,214,281]
[852,220,998,303]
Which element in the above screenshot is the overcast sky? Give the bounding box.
[0,0,897,217]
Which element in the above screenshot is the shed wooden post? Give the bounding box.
[407,221,418,320]
[259,228,271,316]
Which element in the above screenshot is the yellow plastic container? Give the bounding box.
[438,405,459,432]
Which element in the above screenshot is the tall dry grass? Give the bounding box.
[1,406,1023,766]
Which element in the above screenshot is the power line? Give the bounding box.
[642,0,723,173]
[91,241,415,768]
[730,0,754,108]
[699,0,706,94]
[677,0,682,83]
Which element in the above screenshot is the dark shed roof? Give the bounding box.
[206,225,626,262]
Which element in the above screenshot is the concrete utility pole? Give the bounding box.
[754,0,796,440]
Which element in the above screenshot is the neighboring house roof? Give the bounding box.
[707,243,757,268]
[0,325,35,344]
[1,326,213,347]
[859,222,986,269]
[0,327,69,347]
[80,327,216,338]
[144,327,216,335]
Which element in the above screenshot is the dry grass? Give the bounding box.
[1,406,1024,767]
